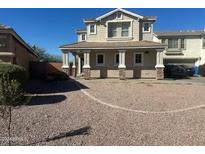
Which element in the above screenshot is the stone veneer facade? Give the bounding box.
[83,68,91,80]
[156,67,164,80]
[72,67,77,77]
[119,68,126,80]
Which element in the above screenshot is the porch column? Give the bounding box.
[155,49,165,80]
[77,54,81,75]
[62,50,69,75]
[118,50,126,80]
[83,50,91,80]
[72,53,77,77]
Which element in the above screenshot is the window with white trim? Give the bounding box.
[108,22,130,38]
[108,23,117,38]
[181,38,185,49]
[96,53,104,65]
[161,39,166,44]
[168,38,178,49]
[0,35,7,48]
[121,23,129,37]
[81,34,86,41]
[134,52,143,65]
[143,22,151,32]
[203,37,205,48]
[89,24,96,34]
[116,12,122,19]
[115,53,119,65]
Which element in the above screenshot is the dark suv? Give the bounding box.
[179,65,195,76]
[164,64,188,78]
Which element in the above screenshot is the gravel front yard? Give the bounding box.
[1,78,205,145]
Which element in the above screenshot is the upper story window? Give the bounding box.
[108,23,117,38]
[161,39,166,44]
[0,41,6,47]
[0,35,8,48]
[81,34,86,41]
[107,22,130,38]
[168,38,178,49]
[203,37,205,48]
[143,22,151,32]
[116,12,122,19]
[121,23,129,37]
[89,24,96,34]
[181,38,185,49]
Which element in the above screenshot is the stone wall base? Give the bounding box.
[83,68,91,80]
[72,67,76,77]
[119,68,126,80]
[156,67,164,80]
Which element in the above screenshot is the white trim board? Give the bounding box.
[96,8,143,21]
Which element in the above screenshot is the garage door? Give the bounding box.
[164,59,196,67]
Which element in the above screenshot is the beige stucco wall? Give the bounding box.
[90,49,157,78]
[0,32,37,77]
[161,36,205,69]
[163,37,201,59]
[86,12,141,42]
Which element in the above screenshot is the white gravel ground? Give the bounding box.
[1,79,205,145]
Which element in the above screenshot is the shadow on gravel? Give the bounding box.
[26,126,91,145]
[27,95,67,106]
[25,79,89,94]
[46,126,91,142]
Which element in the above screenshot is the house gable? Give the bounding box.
[95,8,143,21]
[78,8,157,42]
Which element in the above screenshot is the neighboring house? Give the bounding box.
[155,31,205,75]
[59,8,166,80]
[0,24,38,76]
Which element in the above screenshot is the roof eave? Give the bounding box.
[6,29,38,58]
[95,8,144,21]
[59,46,166,50]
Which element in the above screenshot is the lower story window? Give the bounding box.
[115,53,119,65]
[134,52,143,65]
[96,54,104,65]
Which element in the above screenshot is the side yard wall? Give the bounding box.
[30,62,65,79]
[12,36,37,77]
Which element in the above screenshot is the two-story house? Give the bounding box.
[0,24,38,77]
[155,31,205,76]
[59,8,166,80]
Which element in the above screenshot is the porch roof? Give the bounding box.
[59,40,166,50]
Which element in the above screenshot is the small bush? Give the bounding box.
[0,73,27,145]
[0,63,26,86]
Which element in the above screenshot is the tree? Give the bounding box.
[0,74,28,145]
[31,45,62,62]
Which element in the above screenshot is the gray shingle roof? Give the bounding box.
[143,16,157,20]
[76,28,87,33]
[155,31,205,37]
[59,40,166,50]
[0,24,11,29]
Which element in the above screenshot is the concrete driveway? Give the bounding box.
[1,78,205,145]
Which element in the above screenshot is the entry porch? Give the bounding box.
[61,49,164,80]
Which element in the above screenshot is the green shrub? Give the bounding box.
[0,74,25,106]
[0,63,26,86]
[0,73,27,145]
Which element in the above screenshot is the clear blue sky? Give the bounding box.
[0,8,205,56]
